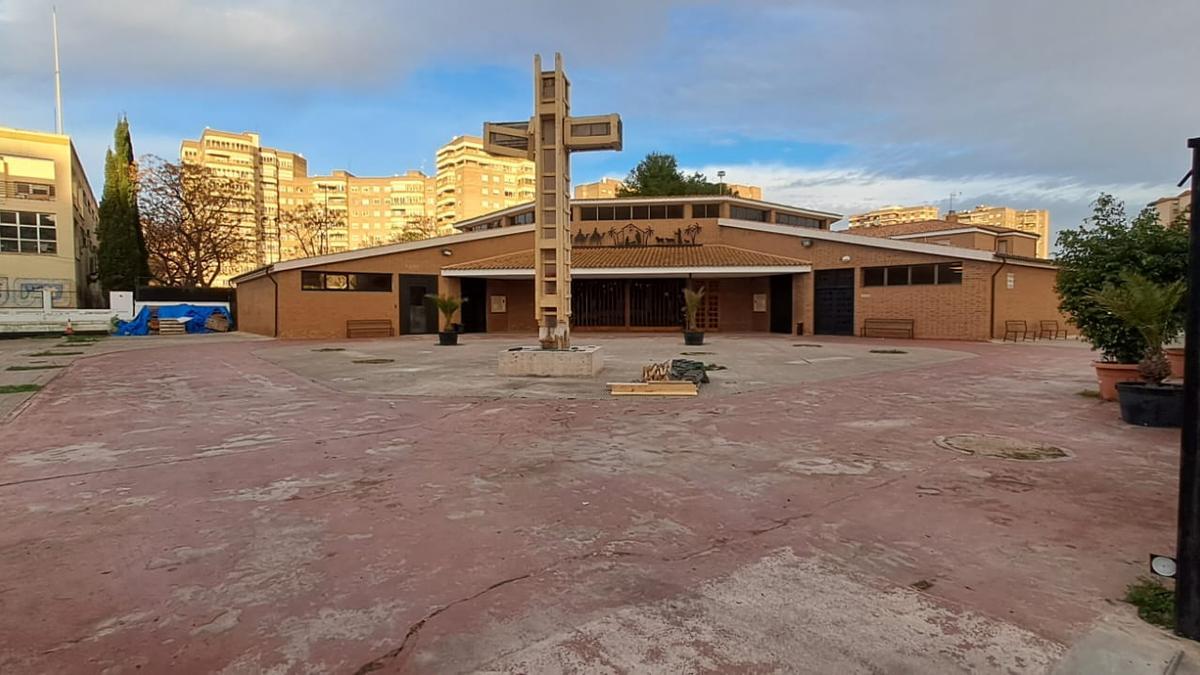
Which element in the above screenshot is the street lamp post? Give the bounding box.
[1177,137,1200,638]
[717,170,726,196]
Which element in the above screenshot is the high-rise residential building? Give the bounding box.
[0,126,100,308]
[180,129,308,279]
[282,170,436,257]
[574,177,624,199]
[434,135,536,231]
[1149,190,1191,226]
[949,205,1051,258]
[848,205,941,229]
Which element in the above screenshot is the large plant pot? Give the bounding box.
[438,331,459,346]
[1115,381,1183,427]
[683,331,705,346]
[1094,362,1140,401]
[1167,347,1185,380]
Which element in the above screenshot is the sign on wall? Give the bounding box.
[490,295,507,313]
[753,293,767,312]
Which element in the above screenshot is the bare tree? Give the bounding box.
[392,216,441,243]
[138,155,251,286]
[279,203,344,259]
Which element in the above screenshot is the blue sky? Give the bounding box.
[1,0,1195,237]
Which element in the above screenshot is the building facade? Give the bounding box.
[282,170,436,258]
[232,194,1062,342]
[1149,190,1191,226]
[434,135,536,233]
[180,129,309,280]
[848,205,941,230]
[0,127,100,308]
[850,219,1043,258]
[949,205,1051,258]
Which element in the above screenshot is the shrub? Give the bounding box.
[1056,194,1188,363]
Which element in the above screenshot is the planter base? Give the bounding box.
[1093,362,1140,401]
[438,331,459,346]
[1116,382,1183,427]
[684,331,705,346]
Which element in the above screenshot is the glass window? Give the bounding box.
[936,262,963,285]
[910,264,936,285]
[649,205,667,219]
[693,203,720,218]
[885,266,910,286]
[666,204,684,218]
[597,206,615,220]
[580,207,597,221]
[776,212,820,228]
[632,205,649,219]
[301,271,392,292]
[730,205,768,222]
[863,267,885,287]
[614,205,632,220]
[0,211,56,255]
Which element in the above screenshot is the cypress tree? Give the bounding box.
[97,116,150,292]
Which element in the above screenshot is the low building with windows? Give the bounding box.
[0,127,100,308]
[231,194,1062,341]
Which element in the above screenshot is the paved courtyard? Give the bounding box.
[0,332,1189,673]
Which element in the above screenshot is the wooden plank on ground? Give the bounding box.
[608,381,698,397]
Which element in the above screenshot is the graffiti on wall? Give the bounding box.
[0,277,71,308]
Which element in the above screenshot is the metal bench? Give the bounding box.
[1003,320,1030,342]
[1037,320,1068,340]
[862,318,915,339]
[346,319,394,339]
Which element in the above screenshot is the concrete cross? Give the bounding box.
[484,53,622,350]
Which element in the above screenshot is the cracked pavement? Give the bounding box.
[0,334,1180,673]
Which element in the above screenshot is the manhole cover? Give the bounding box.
[934,434,1073,462]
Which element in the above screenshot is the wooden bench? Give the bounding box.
[861,318,914,339]
[1003,320,1030,342]
[346,319,394,339]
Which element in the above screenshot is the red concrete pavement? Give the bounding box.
[0,337,1179,672]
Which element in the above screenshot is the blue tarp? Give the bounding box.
[114,304,233,336]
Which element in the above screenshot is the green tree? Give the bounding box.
[96,116,150,292]
[618,152,722,197]
[1056,193,1189,363]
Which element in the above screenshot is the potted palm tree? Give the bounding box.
[427,294,464,346]
[1088,272,1185,427]
[683,286,705,346]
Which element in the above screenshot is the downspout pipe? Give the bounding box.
[266,267,279,338]
[989,256,1009,340]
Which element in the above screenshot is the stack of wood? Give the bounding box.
[205,313,230,332]
[157,319,187,336]
[609,358,710,397]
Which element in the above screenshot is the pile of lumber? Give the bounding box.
[608,358,711,397]
[157,319,187,336]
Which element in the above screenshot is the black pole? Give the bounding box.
[1177,137,1200,638]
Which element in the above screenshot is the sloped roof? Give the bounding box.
[442,244,810,271]
[850,219,1035,238]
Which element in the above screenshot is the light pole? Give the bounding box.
[717,170,726,196]
[1177,136,1200,638]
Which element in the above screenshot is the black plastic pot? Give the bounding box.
[1115,381,1183,427]
[438,331,459,346]
[683,331,705,346]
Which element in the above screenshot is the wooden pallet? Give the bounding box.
[608,381,698,397]
[158,320,187,335]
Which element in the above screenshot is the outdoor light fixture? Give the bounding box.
[441,249,453,257]
[801,239,813,248]
[840,255,852,262]
[1152,553,1178,578]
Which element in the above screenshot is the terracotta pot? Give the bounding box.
[1167,347,1185,380]
[1093,362,1141,401]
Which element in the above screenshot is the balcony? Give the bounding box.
[1,181,56,201]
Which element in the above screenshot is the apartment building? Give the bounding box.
[848,205,941,230]
[180,129,309,278]
[434,135,536,232]
[1149,190,1191,226]
[574,177,623,199]
[0,127,100,308]
[283,170,436,258]
[949,205,1051,258]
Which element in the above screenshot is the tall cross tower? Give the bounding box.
[484,53,622,349]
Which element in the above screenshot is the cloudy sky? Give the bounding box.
[1,0,1195,241]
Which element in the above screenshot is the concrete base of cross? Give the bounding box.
[497,345,603,378]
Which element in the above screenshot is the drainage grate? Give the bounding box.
[934,434,1073,462]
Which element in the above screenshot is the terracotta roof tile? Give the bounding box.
[443,244,810,271]
[850,219,1033,238]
